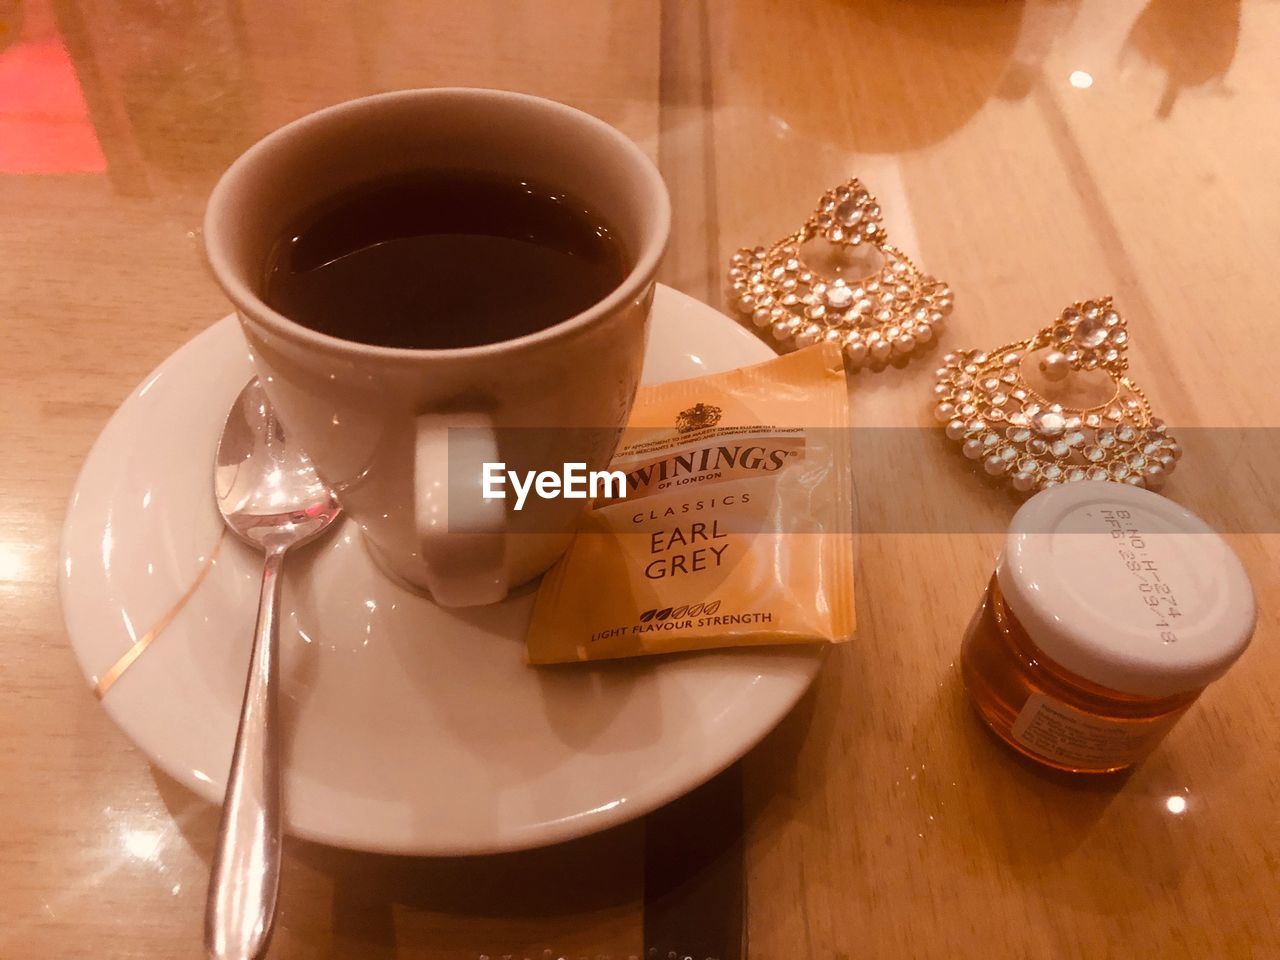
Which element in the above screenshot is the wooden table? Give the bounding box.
[4,0,1277,956]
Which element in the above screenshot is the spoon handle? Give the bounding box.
[205,546,285,960]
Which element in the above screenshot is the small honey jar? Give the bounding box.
[962,482,1256,774]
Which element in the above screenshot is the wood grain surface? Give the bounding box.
[2,0,1276,957]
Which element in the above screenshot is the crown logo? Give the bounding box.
[675,403,722,434]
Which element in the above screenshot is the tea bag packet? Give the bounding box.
[527,343,856,664]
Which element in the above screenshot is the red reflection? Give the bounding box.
[0,29,106,174]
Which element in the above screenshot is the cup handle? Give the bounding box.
[414,412,508,607]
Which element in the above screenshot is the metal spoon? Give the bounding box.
[206,378,341,960]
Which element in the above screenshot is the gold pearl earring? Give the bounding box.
[933,297,1181,494]
[728,178,953,369]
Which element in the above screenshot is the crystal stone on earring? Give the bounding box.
[834,199,863,226]
[825,285,855,309]
[1032,409,1066,437]
[1072,314,1108,349]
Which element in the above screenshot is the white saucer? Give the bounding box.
[60,284,823,856]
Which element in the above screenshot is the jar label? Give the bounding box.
[1011,693,1181,770]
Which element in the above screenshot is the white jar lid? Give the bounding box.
[996,482,1256,698]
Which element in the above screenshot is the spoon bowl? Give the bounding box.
[214,380,341,550]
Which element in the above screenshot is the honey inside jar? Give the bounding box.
[960,483,1255,774]
[962,574,1200,773]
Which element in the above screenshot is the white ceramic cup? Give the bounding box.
[205,89,670,606]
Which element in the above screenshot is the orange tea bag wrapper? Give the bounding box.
[527,342,855,663]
